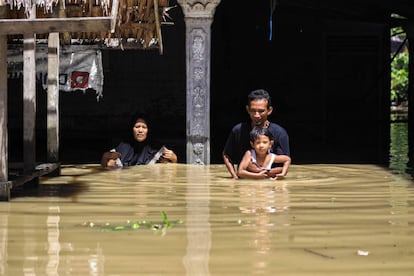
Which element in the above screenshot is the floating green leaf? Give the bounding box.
[81,211,183,235]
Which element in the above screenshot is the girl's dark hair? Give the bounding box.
[249,126,274,142]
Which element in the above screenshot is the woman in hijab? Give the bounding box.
[101,112,177,168]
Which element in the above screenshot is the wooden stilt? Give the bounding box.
[153,0,163,54]
[23,33,37,173]
[47,33,60,164]
[0,4,10,200]
[0,33,9,201]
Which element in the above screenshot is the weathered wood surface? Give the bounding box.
[0,0,118,35]
[154,0,163,54]
[0,16,114,34]
[47,32,60,163]
[0,3,9,199]
[0,0,170,50]
[23,32,37,172]
[0,34,7,184]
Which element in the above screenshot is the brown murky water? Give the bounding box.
[1,164,414,275]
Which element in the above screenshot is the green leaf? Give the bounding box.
[113,226,125,231]
[161,210,171,227]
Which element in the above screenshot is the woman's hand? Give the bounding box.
[101,151,121,167]
[160,147,177,163]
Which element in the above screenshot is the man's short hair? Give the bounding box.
[247,89,272,107]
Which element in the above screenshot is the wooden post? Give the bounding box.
[153,0,163,54]
[0,34,7,182]
[23,6,36,172]
[0,4,9,199]
[47,32,60,164]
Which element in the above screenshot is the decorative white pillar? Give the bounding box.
[177,0,221,164]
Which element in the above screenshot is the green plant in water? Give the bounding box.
[82,211,183,236]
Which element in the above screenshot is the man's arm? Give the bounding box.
[223,154,239,179]
[272,155,291,178]
[269,125,291,177]
[267,155,291,178]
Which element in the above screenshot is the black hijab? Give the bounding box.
[119,112,165,165]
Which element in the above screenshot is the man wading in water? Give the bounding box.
[222,89,291,179]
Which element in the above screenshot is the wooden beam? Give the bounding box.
[12,163,60,188]
[0,17,113,35]
[0,0,119,35]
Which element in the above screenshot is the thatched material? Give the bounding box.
[2,0,172,51]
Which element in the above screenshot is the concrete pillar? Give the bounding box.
[177,0,221,164]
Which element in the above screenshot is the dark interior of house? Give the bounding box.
[6,0,414,166]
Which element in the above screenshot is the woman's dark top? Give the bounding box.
[115,141,160,166]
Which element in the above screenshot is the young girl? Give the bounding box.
[237,127,291,179]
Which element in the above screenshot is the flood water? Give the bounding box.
[1,162,414,275]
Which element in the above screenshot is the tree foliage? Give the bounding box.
[391,51,408,103]
[390,26,409,104]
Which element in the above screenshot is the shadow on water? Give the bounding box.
[10,182,89,199]
[9,164,107,199]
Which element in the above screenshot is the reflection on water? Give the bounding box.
[1,163,414,275]
[389,114,410,177]
[389,121,410,176]
[183,166,211,275]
